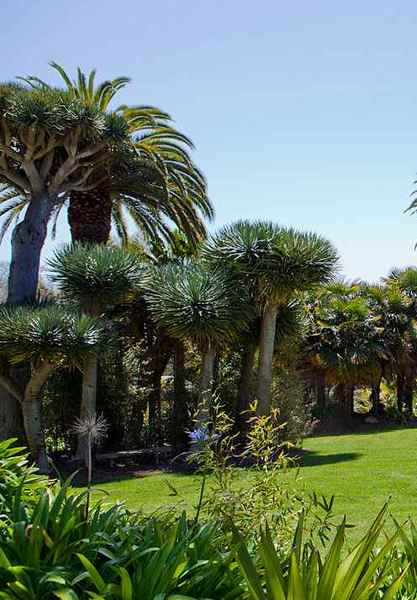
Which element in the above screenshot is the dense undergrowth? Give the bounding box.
[1,438,417,599]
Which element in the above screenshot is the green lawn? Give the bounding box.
[93,426,417,540]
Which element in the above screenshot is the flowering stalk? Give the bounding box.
[71,414,108,519]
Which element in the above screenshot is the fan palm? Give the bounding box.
[144,261,252,407]
[0,305,105,469]
[1,63,213,254]
[306,284,386,417]
[48,243,143,459]
[381,268,417,413]
[204,221,339,414]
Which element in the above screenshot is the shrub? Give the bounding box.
[234,506,407,600]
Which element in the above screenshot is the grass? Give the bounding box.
[93,426,417,541]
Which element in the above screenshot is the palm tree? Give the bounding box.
[235,300,305,431]
[0,305,105,469]
[204,221,339,414]
[0,80,133,304]
[144,261,251,416]
[382,268,417,414]
[2,64,213,251]
[305,283,387,418]
[48,243,143,459]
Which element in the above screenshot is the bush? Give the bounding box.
[0,438,415,600]
[271,368,312,445]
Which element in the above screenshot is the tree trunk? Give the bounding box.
[335,383,354,420]
[22,362,54,471]
[315,371,327,416]
[172,341,189,449]
[194,345,216,428]
[68,189,112,244]
[396,374,404,412]
[0,388,24,441]
[256,302,278,415]
[77,355,98,463]
[199,346,216,402]
[396,374,413,415]
[403,377,414,415]
[8,192,52,305]
[235,343,257,434]
[0,371,24,442]
[148,370,163,445]
[370,378,383,417]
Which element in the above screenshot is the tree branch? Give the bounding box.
[0,373,23,404]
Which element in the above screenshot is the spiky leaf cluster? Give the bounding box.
[0,63,212,250]
[48,243,143,312]
[0,304,105,365]
[0,84,128,142]
[143,261,253,348]
[204,220,339,304]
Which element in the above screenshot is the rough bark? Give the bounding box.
[256,302,278,415]
[370,378,383,417]
[0,366,24,442]
[235,343,257,434]
[396,374,414,415]
[199,346,216,402]
[0,388,23,441]
[194,346,216,428]
[145,339,173,445]
[315,371,327,416]
[68,189,112,244]
[335,383,354,419]
[8,191,52,304]
[172,341,189,449]
[76,355,98,463]
[22,362,54,472]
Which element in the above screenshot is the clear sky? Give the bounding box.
[1,0,417,281]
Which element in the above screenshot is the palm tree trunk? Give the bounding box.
[68,189,112,244]
[256,302,278,415]
[235,343,257,433]
[396,373,413,414]
[77,355,98,463]
[335,383,354,420]
[0,372,24,442]
[315,371,327,416]
[194,345,216,428]
[172,341,189,449]
[22,361,54,471]
[8,192,52,304]
[370,378,383,417]
[404,376,414,415]
[199,346,216,402]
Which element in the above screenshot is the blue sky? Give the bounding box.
[2,0,417,281]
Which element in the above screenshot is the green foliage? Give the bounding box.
[189,404,333,550]
[0,450,242,599]
[48,244,143,312]
[204,220,339,303]
[0,439,45,518]
[0,304,105,366]
[234,506,406,600]
[144,261,253,348]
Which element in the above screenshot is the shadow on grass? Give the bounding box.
[300,450,362,467]
[308,423,417,440]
